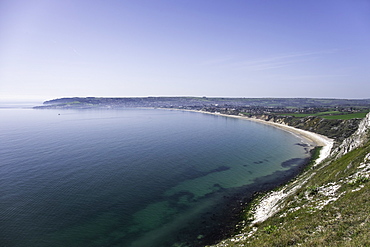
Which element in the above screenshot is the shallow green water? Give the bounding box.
[0,108,311,246]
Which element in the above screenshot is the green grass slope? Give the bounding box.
[208,117,370,247]
[209,137,370,247]
[279,111,369,120]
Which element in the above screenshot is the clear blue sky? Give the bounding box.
[1,0,369,101]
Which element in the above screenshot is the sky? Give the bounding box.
[1,0,370,101]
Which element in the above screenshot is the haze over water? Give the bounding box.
[0,108,312,246]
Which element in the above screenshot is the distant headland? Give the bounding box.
[36,96,370,147]
[34,96,370,246]
[36,96,370,110]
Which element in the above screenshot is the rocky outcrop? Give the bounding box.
[252,112,370,159]
[250,112,370,224]
[209,112,370,247]
[248,114,362,147]
[332,112,370,158]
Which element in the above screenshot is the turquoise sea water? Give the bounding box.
[0,108,312,246]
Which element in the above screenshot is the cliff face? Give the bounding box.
[248,114,362,147]
[210,112,370,247]
[332,112,370,157]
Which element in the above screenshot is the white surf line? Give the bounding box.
[193,110,334,164]
[165,109,335,225]
[167,109,334,165]
[240,116,334,165]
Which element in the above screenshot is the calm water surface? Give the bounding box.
[0,108,312,246]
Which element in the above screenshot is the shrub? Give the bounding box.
[307,185,319,196]
[263,225,278,234]
[349,176,369,186]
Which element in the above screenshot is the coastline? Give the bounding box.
[175,109,334,165]
[165,108,335,237]
[241,115,334,165]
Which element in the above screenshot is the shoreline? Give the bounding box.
[171,109,334,165]
[164,108,335,238]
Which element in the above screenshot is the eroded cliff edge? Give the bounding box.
[246,114,362,149]
[209,112,370,247]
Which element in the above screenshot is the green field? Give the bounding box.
[279,111,369,119]
[320,112,369,119]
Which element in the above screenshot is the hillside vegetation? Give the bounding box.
[209,113,370,247]
[278,111,369,119]
[247,115,362,148]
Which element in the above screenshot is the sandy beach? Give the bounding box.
[167,108,334,167]
[240,116,334,165]
[192,110,334,165]
[167,109,335,226]
[203,113,335,225]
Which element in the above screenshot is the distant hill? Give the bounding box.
[37,97,370,109]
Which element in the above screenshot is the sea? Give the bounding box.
[0,106,313,247]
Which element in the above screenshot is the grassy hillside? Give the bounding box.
[210,140,370,247]
[278,111,369,120]
[247,115,362,147]
[208,111,370,247]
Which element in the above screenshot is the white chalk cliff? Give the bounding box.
[333,112,370,158]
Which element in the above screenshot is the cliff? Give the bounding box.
[210,112,370,247]
[248,114,362,148]
[332,112,370,158]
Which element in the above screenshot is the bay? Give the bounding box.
[0,108,312,246]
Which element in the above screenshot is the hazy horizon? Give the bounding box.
[1,1,370,100]
[1,95,370,105]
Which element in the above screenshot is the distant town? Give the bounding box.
[36,97,370,119]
